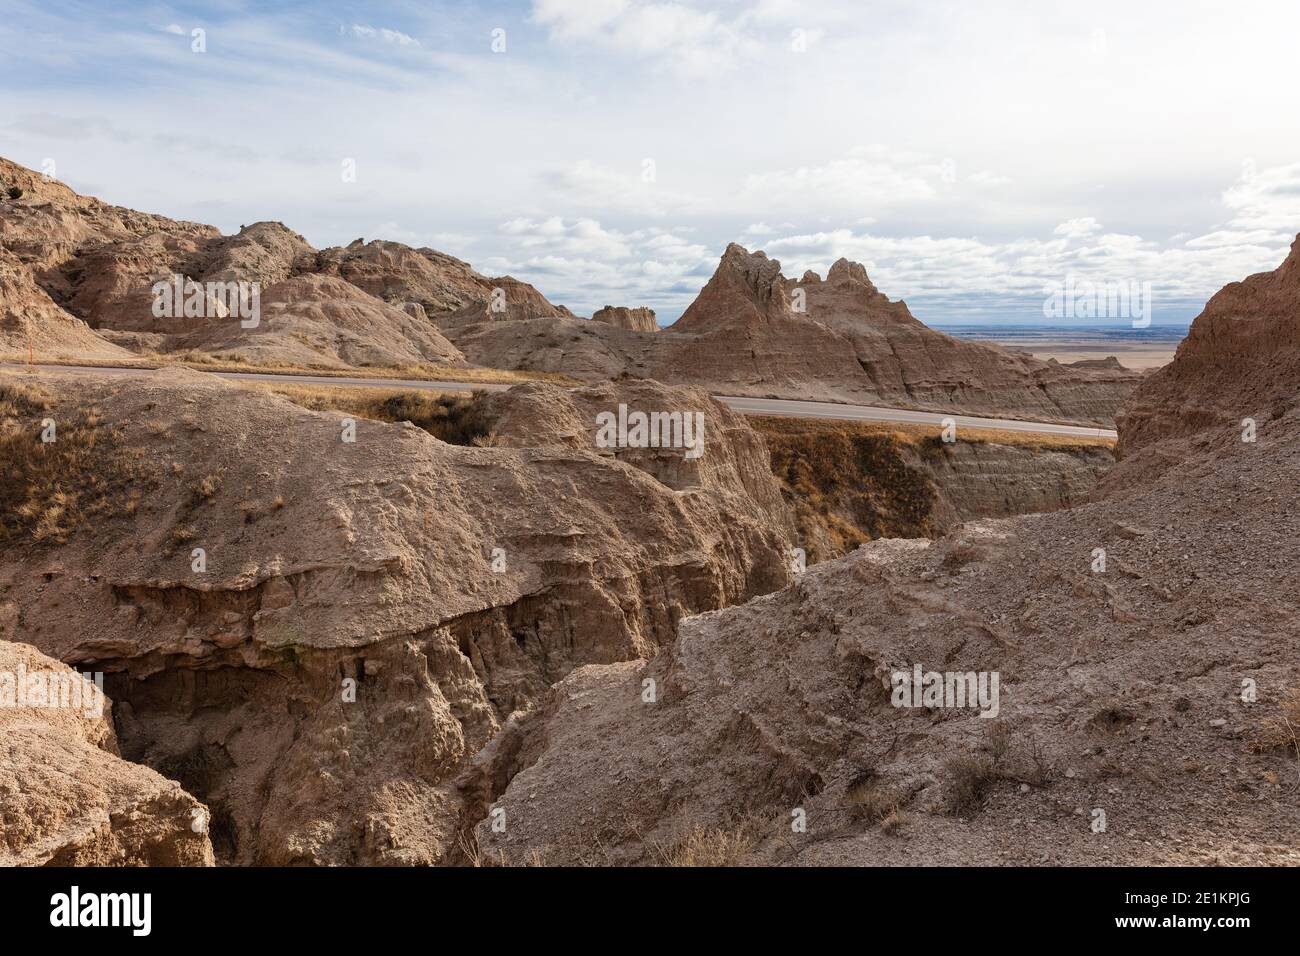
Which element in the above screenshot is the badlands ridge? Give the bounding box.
[1,154,1296,866]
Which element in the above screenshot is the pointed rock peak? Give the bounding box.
[800,269,822,284]
[668,242,794,331]
[827,257,877,292]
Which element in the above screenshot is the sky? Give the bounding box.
[2,0,1299,325]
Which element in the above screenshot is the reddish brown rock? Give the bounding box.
[472,288,1300,866]
[0,247,129,359]
[1111,234,1300,486]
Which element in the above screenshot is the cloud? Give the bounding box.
[348,24,421,47]
[540,159,702,217]
[741,150,940,212]
[486,216,714,316]
[532,0,762,76]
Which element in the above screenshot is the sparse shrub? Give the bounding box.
[1249,688,1300,756]
[659,821,757,867]
[844,771,901,824]
[942,754,998,816]
[0,381,148,544]
[879,808,909,835]
[194,474,221,501]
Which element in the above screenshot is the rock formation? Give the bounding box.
[0,157,565,369]
[470,253,1300,866]
[756,417,1114,562]
[0,368,792,864]
[311,239,570,322]
[449,244,1140,427]
[592,306,658,332]
[0,247,128,359]
[1111,234,1300,487]
[0,639,214,866]
[108,274,467,369]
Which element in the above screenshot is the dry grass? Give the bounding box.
[753,417,943,561]
[753,414,1114,451]
[1249,688,1300,756]
[657,823,758,867]
[240,382,498,446]
[0,378,147,544]
[844,772,902,824]
[1,352,579,386]
[942,755,999,816]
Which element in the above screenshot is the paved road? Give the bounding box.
[1,362,1118,440]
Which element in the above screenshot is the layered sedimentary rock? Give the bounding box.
[592,306,658,332]
[471,254,1300,867]
[756,417,1114,562]
[0,156,564,368]
[0,247,128,359]
[790,257,1139,424]
[0,640,214,866]
[107,274,467,369]
[311,239,570,322]
[0,368,792,865]
[1111,234,1300,487]
[450,244,1139,426]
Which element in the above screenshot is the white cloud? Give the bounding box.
[532,0,762,76]
[349,24,420,47]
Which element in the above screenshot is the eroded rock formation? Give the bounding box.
[592,306,658,332]
[0,640,214,866]
[0,368,792,864]
[470,253,1300,866]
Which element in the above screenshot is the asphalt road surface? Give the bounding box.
[1,363,1118,440]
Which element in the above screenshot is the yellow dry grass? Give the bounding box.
[239,381,497,446]
[0,378,147,544]
[0,351,580,387]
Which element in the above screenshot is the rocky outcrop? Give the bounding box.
[0,157,569,368]
[0,640,214,866]
[113,274,468,369]
[592,306,658,332]
[450,244,1140,427]
[756,417,1114,562]
[469,253,1300,867]
[474,417,1300,865]
[0,368,792,865]
[312,239,570,322]
[0,247,128,359]
[1111,234,1300,487]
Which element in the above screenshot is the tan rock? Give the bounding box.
[0,367,792,864]
[592,306,658,332]
[0,640,214,866]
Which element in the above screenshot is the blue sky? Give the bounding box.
[3,0,1299,325]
